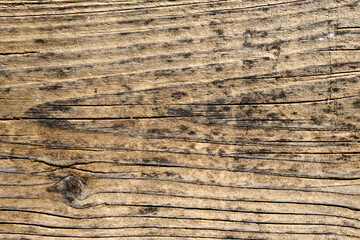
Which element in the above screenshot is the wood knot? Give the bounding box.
[47,175,85,205]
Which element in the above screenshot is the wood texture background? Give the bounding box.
[1,0,360,239]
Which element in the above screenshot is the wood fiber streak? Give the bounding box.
[0,0,360,239]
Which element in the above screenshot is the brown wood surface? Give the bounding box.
[1,0,360,239]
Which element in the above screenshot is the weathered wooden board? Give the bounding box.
[1,0,360,239]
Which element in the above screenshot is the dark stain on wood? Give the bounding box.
[1,0,360,239]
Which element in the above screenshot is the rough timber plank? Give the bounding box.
[0,0,360,239]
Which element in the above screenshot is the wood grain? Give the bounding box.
[1,0,360,239]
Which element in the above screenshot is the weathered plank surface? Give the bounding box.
[0,0,360,239]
